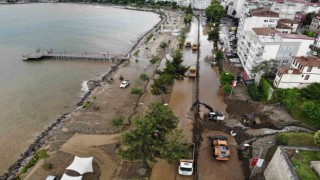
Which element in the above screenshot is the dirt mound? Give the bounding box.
[225,99,262,116]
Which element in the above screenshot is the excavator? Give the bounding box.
[191,100,225,121]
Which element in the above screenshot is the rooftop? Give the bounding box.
[293,56,320,67]
[278,67,301,74]
[278,18,298,24]
[276,23,292,29]
[252,27,278,36]
[250,8,279,17]
[276,33,315,40]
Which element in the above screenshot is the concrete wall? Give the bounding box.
[264,147,299,180]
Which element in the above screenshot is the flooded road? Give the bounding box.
[196,16,245,179]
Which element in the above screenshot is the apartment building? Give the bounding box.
[237,27,314,78]
[237,8,279,36]
[273,56,320,88]
[276,19,299,33]
[310,16,320,32]
[270,0,306,20]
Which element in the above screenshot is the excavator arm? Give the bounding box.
[191,100,214,112]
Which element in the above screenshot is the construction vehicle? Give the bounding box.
[192,43,198,50]
[178,143,195,176]
[242,114,256,127]
[188,67,197,78]
[185,41,192,48]
[209,135,230,160]
[191,100,225,121]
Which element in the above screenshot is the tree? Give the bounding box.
[117,103,186,171]
[185,4,193,15]
[301,83,320,100]
[303,12,315,26]
[160,42,168,50]
[208,27,220,50]
[151,74,174,103]
[314,130,320,145]
[112,116,125,131]
[184,14,193,25]
[205,0,224,23]
[150,55,160,70]
[251,60,278,77]
[302,101,320,124]
[159,49,189,79]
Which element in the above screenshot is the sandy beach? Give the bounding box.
[5,8,185,180]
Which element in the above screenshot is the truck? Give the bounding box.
[178,143,195,176]
[192,43,198,50]
[209,135,230,161]
[188,66,197,78]
[185,41,192,48]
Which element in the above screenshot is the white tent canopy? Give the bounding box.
[66,156,93,175]
[60,173,82,180]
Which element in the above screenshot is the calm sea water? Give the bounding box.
[0,4,160,173]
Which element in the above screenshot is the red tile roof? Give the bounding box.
[276,23,292,29]
[293,56,320,67]
[278,67,301,74]
[252,27,278,35]
[250,8,279,17]
[278,19,298,24]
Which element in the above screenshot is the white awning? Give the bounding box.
[66,156,93,175]
[60,173,82,180]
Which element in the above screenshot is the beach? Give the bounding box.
[4,7,184,179]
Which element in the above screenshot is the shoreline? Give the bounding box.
[2,5,167,179]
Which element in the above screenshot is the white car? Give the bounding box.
[120,80,130,88]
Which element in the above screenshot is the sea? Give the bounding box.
[0,3,160,174]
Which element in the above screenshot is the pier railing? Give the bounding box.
[22,49,127,62]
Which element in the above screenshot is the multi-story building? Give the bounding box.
[294,12,306,24]
[270,0,306,20]
[238,8,279,34]
[276,19,299,33]
[192,0,211,9]
[310,16,320,32]
[303,3,320,14]
[273,56,320,88]
[237,27,314,78]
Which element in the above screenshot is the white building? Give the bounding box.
[237,8,279,36]
[270,0,306,20]
[273,56,320,88]
[303,3,320,14]
[310,16,320,32]
[276,19,299,33]
[192,0,211,9]
[237,27,314,78]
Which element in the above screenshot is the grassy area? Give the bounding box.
[276,132,320,147]
[291,150,320,180]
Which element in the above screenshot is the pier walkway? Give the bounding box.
[22,50,127,62]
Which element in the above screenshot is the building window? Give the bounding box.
[264,20,268,22]
[288,46,294,50]
[283,59,288,63]
[307,66,312,72]
[302,75,304,77]
[281,46,286,50]
[269,19,275,22]
[304,75,310,80]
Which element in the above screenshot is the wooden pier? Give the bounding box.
[22,50,127,62]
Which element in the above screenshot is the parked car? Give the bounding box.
[229,58,240,63]
[46,176,58,180]
[120,80,130,88]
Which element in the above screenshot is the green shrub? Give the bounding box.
[247,84,261,101]
[276,134,288,145]
[258,77,270,101]
[223,84,232,95]
[124,59,130,67]
[82,101,91,108]
[42,162,52,170]
[92,96,97,100]
[112,116,125,130]
[139,73,149,81]
[131,87,143,95]
[220,72,233,86]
